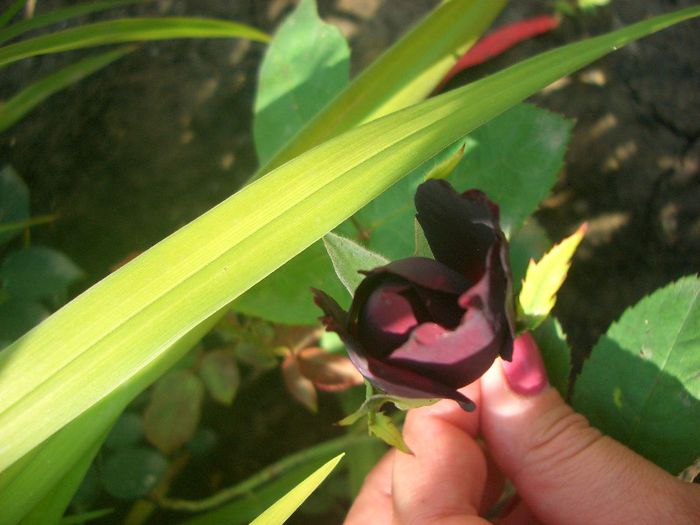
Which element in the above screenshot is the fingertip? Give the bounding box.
[344,450,394,525]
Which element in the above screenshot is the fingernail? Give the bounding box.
[502,333,548,396]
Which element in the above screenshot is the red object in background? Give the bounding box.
[436,14,560,91]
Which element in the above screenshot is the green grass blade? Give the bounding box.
[249,454,344,525]
[0,215,55,236]
[0,47,133,133]
[0,3,697,494]
[0,0,142,44]
[0,313,222,522]
[0,0,26,29]
[0,17,270,68]
[258,0,509,173]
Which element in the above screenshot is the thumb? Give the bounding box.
[481,333,700,525]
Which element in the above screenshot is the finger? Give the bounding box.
[391,382,491,525]
[344,450,395,525]
[480,449,506,516]
[496,496,542,525]
[481,333,700,525]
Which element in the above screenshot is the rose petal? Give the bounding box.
[349,350,476,410]
[415,180,498,281]
[357,280,420,356]
[369,257,471,293]
[313,289,476,409]
[385,309,500,388]
[459,241,515,361]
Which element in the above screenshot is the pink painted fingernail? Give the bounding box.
[502,332,548,396]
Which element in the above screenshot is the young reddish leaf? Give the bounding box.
[282,354,318,413]
[296,347,364,392]
[143,370,204,454]
[437,14,560,90]
[199,350,240,405]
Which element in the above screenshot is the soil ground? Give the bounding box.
[1,0,698,522]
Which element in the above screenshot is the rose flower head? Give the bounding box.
[313,179,515,410]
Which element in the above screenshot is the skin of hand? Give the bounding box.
[344,334,700,525]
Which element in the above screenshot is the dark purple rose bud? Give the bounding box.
[313,179,515,410]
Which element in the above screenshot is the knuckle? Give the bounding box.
[516,403,603,479]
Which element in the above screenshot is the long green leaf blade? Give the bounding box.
[0,3,697,484]
[0,17,270,68]
[0,0,26,29]
[0,47,133,133]
[249,454,344,525]
[258,0,509,173]
[0,0,141,45]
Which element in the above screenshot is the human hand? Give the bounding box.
[344,334,700,524]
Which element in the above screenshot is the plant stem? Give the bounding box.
[155,432,372,512]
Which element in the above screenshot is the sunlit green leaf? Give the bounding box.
[249,453,344,525]
[450,104,573,237]
[0,17,270,68]
[323,232,389,295]
[573,276,700,474]
[253,0,349,166]
[260,0,509,173]
[517,224,586,331]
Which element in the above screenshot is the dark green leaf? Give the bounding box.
[533,317,571,398]
[413,220,434,258]
[450,104,573,237]
[187,427,218,457]
[0,165,29,246]
[0,0,25,29]
[353,141,470,261]
[100,447,168,499]
[572,276,700,474]
[60,508,114,525]
[0,47,133,133]
[508,218,550,289]
[323,232,388,295]
[0,1,141,45]
[104,412,143,450]
[253,0,349,166]
[69,465,100,509]
[234,241,349,325]
[143,370,204,454]
[199,349,240,405]
[0,246,84,306]
[369,412,410,454]
[0,297,48,345]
